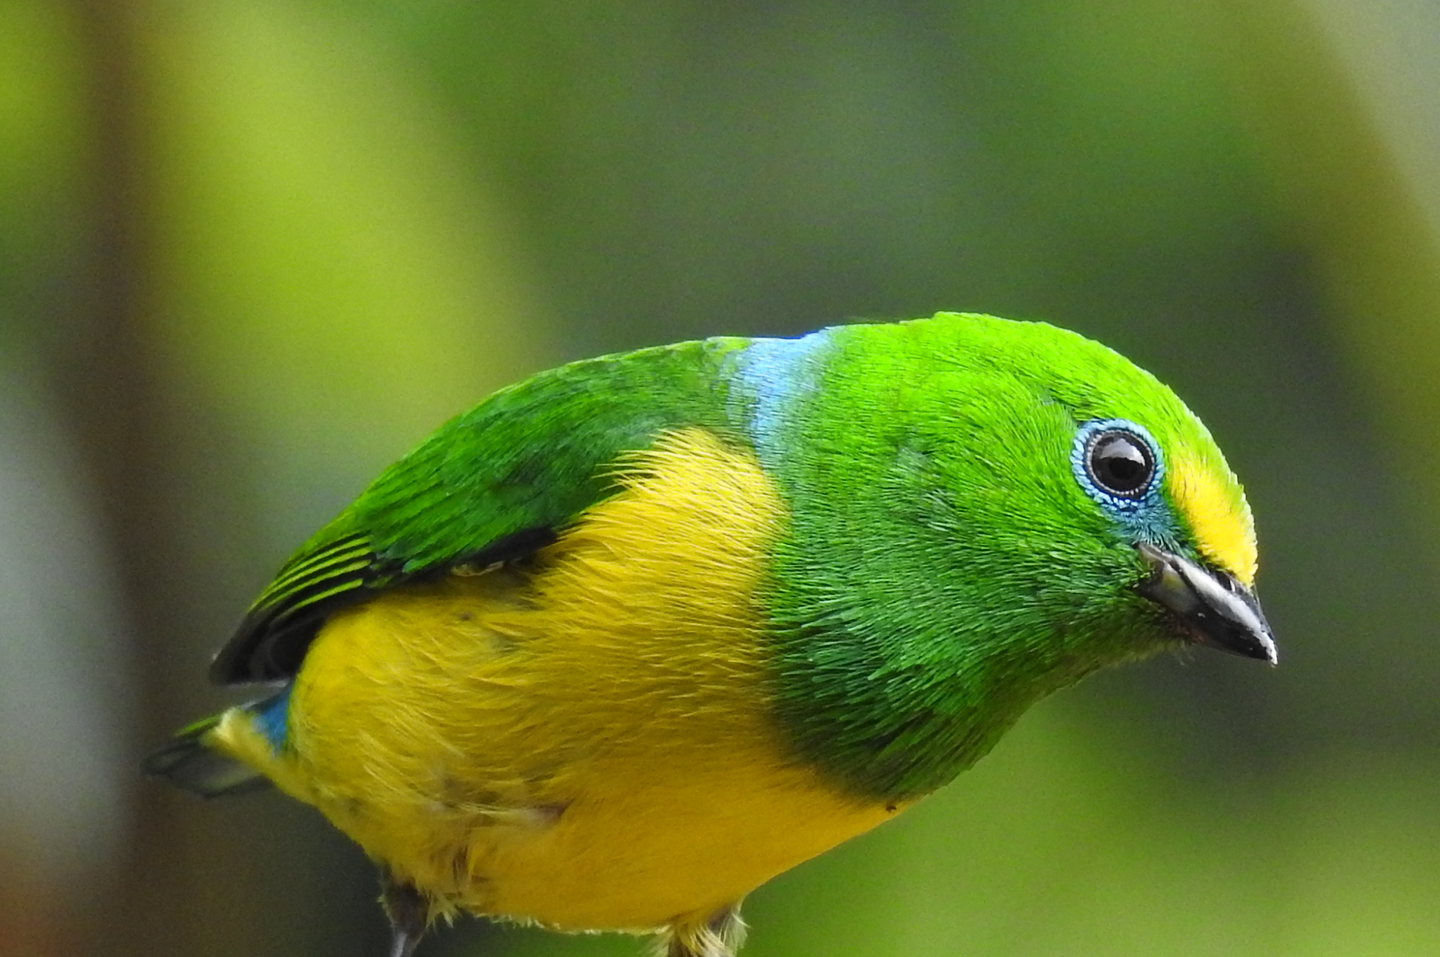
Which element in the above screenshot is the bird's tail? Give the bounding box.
[142,692,286,798]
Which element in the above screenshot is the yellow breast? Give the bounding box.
[213,428,901,934]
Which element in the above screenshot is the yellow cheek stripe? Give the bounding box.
[1167,453,1257,586]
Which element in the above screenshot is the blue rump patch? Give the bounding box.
[252,685,293,751]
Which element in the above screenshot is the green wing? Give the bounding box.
[210,337,750,685]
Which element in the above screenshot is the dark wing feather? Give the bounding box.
[210,526,557,685]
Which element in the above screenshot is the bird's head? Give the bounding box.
[755,312,1276,798]
[889,313,1278,673]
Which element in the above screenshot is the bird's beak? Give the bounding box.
[1135,542,1278,664]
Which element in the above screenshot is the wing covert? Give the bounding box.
[208,336,750,685]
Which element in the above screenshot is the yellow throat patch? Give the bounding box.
[212,427,901,935]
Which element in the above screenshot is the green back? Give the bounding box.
[211,337,750,682]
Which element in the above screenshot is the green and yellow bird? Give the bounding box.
[146,312,1276,957]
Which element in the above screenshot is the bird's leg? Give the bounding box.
[662,904,746,957]
[380,872,429,957]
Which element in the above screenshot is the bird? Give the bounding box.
[144,311,1276,957]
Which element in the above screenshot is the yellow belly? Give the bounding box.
[214,429,901,932]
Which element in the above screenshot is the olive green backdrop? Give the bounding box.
[2,1,1438,955]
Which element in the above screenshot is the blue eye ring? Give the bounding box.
[1071,419,1163,511]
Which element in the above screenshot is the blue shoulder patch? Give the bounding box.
[730,328,832,466]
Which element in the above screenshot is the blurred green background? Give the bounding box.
[3,0,1439,955]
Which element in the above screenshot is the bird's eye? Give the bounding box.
[1071,419,1162,508]
[1086,430,1153,497]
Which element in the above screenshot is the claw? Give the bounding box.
[381,874,428,957]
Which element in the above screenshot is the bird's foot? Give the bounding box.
[662,904,746,957]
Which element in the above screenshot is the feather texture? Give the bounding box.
[148,313,1271,957]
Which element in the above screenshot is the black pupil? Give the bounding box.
[1089,432,1152,496]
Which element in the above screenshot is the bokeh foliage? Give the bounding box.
[2,0,1439,955]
